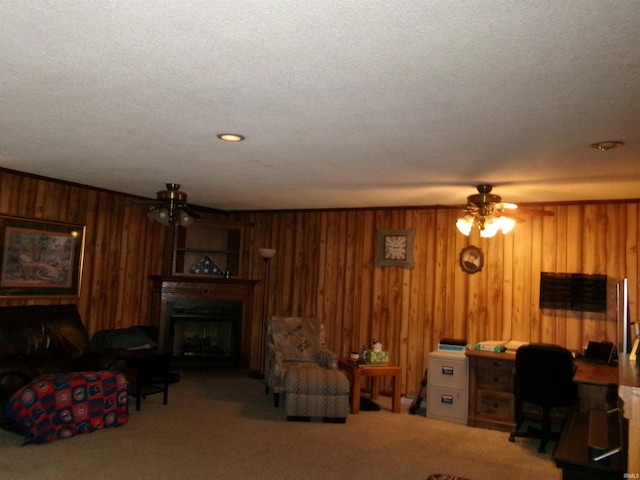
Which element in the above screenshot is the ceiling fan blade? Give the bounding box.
[126,199,165,206]
[496,213,527,223]
[495,208,553,218]
[435,204,468,210]
[512,207,554,216]
[188,203,230,216]
[496,202,518,210]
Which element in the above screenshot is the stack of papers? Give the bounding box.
[474,340,507,352]
[504,340,529,352]
[474,340,529,353]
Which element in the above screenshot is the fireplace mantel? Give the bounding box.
[150,276,259,370]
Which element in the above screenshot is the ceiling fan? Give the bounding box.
[127,183,224,227]
[448,184,554,238]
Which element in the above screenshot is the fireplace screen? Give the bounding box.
[169,302,242,369]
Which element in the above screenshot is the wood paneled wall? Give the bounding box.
[247,203,640,396]
[0,169,166,333]
[2,169,638,397]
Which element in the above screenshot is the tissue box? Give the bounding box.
[365,351,389,364]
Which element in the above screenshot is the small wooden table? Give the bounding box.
[338,358,401,414]
[126,350,170,411]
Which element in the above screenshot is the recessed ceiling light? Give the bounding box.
[217,133,245,142]
[590,140,624,151]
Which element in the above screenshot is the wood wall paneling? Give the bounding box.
[0,170,165,333]
[2,169,639,398]
[247,202,640,397]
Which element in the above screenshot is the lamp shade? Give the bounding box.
[498,216,516,234]
[146,206,195,227]
[178,210,194,227]
[480,217,499,238]
[456,215,473,236]
[257,248,277,259]
[456,213,516,238]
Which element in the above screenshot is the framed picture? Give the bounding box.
[0,215,86,297]
[459,245,484,274]
[375,229,415,269]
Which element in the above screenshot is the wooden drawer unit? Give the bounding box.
[477,364,513,391]
[474,390,514,428]
[467,350,516,432]
[427,351,468,425]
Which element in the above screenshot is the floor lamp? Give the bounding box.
[256,248,276,378]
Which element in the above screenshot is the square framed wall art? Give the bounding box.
[375,229,415,269]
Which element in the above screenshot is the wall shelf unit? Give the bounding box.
[167,219,250,278]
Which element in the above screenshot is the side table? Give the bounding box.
[126,350,170,411]
[338,358,401,414]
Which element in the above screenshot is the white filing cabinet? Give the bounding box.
[426,351,469,425]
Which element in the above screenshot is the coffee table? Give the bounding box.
[338,358,401,413]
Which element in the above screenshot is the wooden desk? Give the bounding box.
[338,359,401,414]
[574,359,620,415]
[466,350,619,432]
[618,354,640,476]
[574,359,619,386]
[553,411,624,480]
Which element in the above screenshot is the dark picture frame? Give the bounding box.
[0,215,86,297]
[460,245,484,274]
[375,229,415,269]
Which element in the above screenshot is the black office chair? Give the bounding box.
[508,343,579,453]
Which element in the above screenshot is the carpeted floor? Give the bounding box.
[0,375,561,480]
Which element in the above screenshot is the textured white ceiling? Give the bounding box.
[1,1,639,211]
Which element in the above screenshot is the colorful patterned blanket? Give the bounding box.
[4,370,128,444]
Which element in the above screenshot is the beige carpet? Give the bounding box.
[0,375,560,480]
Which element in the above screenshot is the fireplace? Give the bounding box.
[168,301,242,370]
[150,276,259,372]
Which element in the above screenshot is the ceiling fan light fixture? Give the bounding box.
[139,184,203,228]
[147,207,171,226]
[480,217,500,238]
[456,213,515,238]
[179,211,194,227]
[217,133,245,142]
[498,216,516,234]
[456,215,474,236]
[147,206,193,227]
[590,140,624,151]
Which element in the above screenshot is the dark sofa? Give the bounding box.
[0,304,135,428]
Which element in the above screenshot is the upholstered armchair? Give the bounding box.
[264,316,338,407]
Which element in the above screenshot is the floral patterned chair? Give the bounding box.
[264,316,340,408]
[282,362,349,422]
